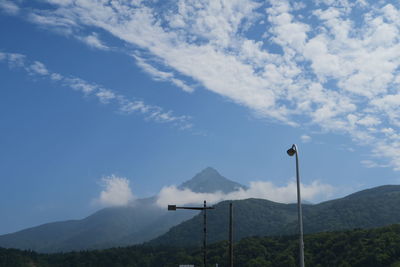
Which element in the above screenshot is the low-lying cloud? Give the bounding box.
[156,180,334,207]
[94,175,135,207]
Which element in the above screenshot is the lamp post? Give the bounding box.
[168,200,214,267]
[287,144,305,267]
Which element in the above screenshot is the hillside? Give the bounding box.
[0,167,244,252]
[2,224,400,266]
[150,185,400,246]
[0,198,194,252]
[2,169,400,253]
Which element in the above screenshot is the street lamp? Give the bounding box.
[287,144,305,267]
[168,200,214,267]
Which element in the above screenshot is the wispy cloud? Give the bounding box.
[360,160,389,169]
[0,0,19,15]
[0,51,192,128]
[156,180,334,207]
[78,32,110,51]
[133,55,194,93]
[29,61,49,75]
[93,175,135,207]
[301,134,311,143]
[6,0,400,169]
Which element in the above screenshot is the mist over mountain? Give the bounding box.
[2,168,400,254]
[150,185,400,247]
[0,167,245,252]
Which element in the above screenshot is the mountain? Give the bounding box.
[149,185,400,246]
[0,167,245,252]
[179,167,246,193]
[0,198,195,252]
[4,168,400,253]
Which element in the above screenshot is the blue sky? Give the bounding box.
[1,0,400,234]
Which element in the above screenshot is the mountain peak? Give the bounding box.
[199,166,220,175]
[179,167,246,193]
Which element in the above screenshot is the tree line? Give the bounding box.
[2,224,400,266]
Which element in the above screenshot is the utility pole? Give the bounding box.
[229,202,233,267]
[168,201,214,267]
[204,200,207,267]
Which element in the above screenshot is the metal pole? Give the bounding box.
[294,145,305,267]
[229,202,233,267]
[204,200,207,267]
[168,202,214,266]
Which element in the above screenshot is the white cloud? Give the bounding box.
[7,53,26,68]
[96,89,116,104]
[7,0,400,170]
[134,55,173,81]
[0,0,20,15]
[28,11,77,30]
[64,77,97,95]
[29,61,49,75]
[79,33,109,50]
[360,159,389,169]
[357,116,381,127]
[267,1,310,52]
[301,134,311,143]
[94,175,135,207]
[156,180,334,207]
[0,51,192,129]
[133,55,194,93]
[50,73,63,81]
[361,160,378,168]
[170,78,194,93]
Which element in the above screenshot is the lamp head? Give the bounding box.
[168,205,177,211]
[287,145,297,156]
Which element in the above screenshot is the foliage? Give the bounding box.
[3,184,400,253]
[3,224,400,266]
[151,186,400,247]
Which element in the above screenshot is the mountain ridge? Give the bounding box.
[0,167,245,252]
[149,184,400,246]
[2,168,400,253]
[179,167,246,193]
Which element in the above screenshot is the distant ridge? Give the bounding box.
[0,167,245,252]
[3,169,400,253]
[149,185,400,247]
[343,184,400,199]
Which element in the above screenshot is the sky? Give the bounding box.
[0,0,400,234]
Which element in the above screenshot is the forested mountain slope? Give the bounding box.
[150,185,400,246]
